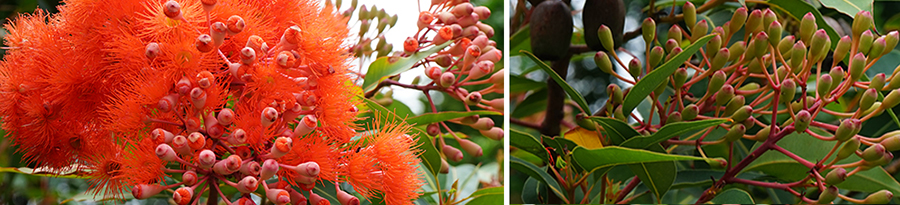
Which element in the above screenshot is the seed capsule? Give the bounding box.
[530,0,573,60]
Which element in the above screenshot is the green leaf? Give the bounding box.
[710,188,754,204]
[510,156,570,203]
[622,34,716,115]
[521,50,592,114]
[465,187,503,205]
[405,111,501,126]
[521,177,546,203]
[510,25,531,56]
[512,88,547,118]
[543,135,579,155]
[361,97,441,176]
[362,41,451,91]
[744,132,900,195]
[510,129,550,162]
[818,0,873,18]
[764,0,841,47]
[510,74,546,92]
[571,146,708,173]
[627,145,676,203]
[590,117,640,145]
[620,119,727,149]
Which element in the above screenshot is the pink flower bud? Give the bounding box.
[240,161,260,176]
[132,184,165,199]
[198,149,216,169]
[443,145,463,162]
[261,107,279,128]
[418,11,435,30]
[155,144,177,161]
[469,61,494,80]
[214,155,242,175]
[439,72,456,88]
[190,87,207,110]
[427,123,441,136]
[173,187,194,205]
[176,77,192,96]
[260,159,279,180]
[337,189,360,205]
[465,91,482,105]
[266,189,291,205]
[157,94,177,113]
[171,135,191,156]
[289,189,307,205]
[226,15,245,35]
[268,137,293,158]
[309,192,328,205]
[152,128,174,144]
[293,115,317,137]
[229,129,247,145]
[474,6,491,19]
[426,66,443,80]
[451,3,474,17]
[480,127,503,141]
[240,47,256,65]
[211,22,227,47]
[457,138,483,157]
[471,117,494,130]
[217,108,234,126]
[145,42,160,59]
[478,47,502,63]
[182,171,198,186]
[236,176,259,193]
[163,0,182,20]
[291,161,320,178]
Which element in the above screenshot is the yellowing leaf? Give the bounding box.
[564,127,604,149]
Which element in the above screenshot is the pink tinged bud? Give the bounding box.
[240,47,256,65]
[269,137,293,158]
[155,144,177,161]
[196,34,214,53]
[229,129,247,145]
[187,132,205,150]
[463,45,482,68]
[260,159,279,180]
[476,22,495,38]
[198,149,216,169]
[337,189,360,205]
[309,192,328,205]
[745,9,763,34]
[490,69,504,86]
[292,161,320,178]
[480,127,503,141]
[172,135,191,156]
[236,176,259,193]
[289,189,308,205]
[887,31,900,52]
[293,115,317,137]
[163,0,182,20]
[443,145,464,162]
[173,187,194,205]
[472,117,495,130]
[474,6,491,19]
[451,3,474,17]
[853,11,873,39]
[182,171,198,186]
[426,66,442,80]
[799,12,816,43]
[211,22,227,46]
[418,12,435,30]
[427,123,441,136]
[217,108,234,126]
[226,15,245,35]
[729,7,747,34]
[439,72,456,88]
[157,94,177,113]
[176,77,192,96]
[132,184,166,199]
[472,35,489,48]
[190,87,207,110]
[465,91,483,105]
[145,42,160,59]
[214,155,242,175]
[152,128,174,143]
[849,53,867,82]
[457,138,483,157]
[478,48,502,63]
[860,30,875,55]
[261,107,279,128]
[266,189,292,205]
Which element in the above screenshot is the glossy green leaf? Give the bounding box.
[361,97,441,176]
[622,34,716,115]
[765,0,840,47]
[744,132,900,195]
[510,74,546,92]
[512,88,547,118]
[362,41,451,91]
[510,25,531,56]
[466,187,503,205]
[543,135,579,155]
[510,129,550,162]
[590,117,640,145]
[406,111,501,126]
[521,177,546,203]
[521,50,592,114]
[620,119,727,149]
[627,144,676,203]
[710,188,754,204]
[510,156,570,203]
[818,0,873,18]
[571,146,707,173]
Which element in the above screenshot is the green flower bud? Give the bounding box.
[673,67,688,90]
[871,73,887,91]
[608,84,623,106]
[653,79,667,97]
[576,113,597,131]
[852,10,873,39]
[713,26,726,39]
[794,110,811,133]
[747,32,769,59]
[729,7,748,35]
[817,186,838,204]
[863,190,894,204]
[860,30,875,55]
[778,36,796,59]
[763,9,777,29]
[691,20,708,43]
[716,85,735,106]
[739,82,760,91]
[728,41,746,62]
[745,55,765,74]
[743,116,756,129]
[808,29,829,63]
[755,126,773,142]
[642,18,656,45]
[722,22,732,38]
[708,71,727,95]
[835,118,861,142]
[780,79,796,104]
[864,102,884,116]
[732,105,753,123]
[825,168,848,185]
[628,58,642,79]
[666,47,683,61]
[837,136,861,159]
[863,144,887,162]
[870,36,888,60]
[776,65,788,82]
[710,48,730,72]
[767,21,783,46]
[745,9,764,35]
[724,95,746,116]
[889,73,900,90]
[595,51,614,75]
[665,39,679,53]
[830,66,845,91]
[886,31,899,53]
[882,89,900,110]
[724,124,746,142]
[707,35,722,57]
[790,41,807,71]
[614,105,626,121]
[682,104,699,121]
[666,112,682,124]
[880,131,900,151]
[648,46,665,68]
[833,36,852,65]
[849,53,867,83]
[872,151,894,166]
[861,88,879,111]
[683,2,697,30]
[668,26,683,42]
[799,12,817,43]
[818,74,834,98]
[598,25,615,53]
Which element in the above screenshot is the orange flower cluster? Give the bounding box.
[0,0,422,204]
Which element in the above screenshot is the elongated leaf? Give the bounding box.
[765,0,840,47]
[512,88,548,118]
[521,50,592,114]
[622,34,716,115]
[511,74,546,92]
[361,97,441,176]
[510,25,531,56]
[818,0,873,18]
[710,188,754,204]
[406,111,501,126]
[0,165,90,179]
[590,117,640,145]
[620,119,727,149]
[363,42,451,91]
[627,144,676,203]
[466,187,503,205]
[571,146,707,173]
[510,129,550,162]
[511,156,570,203]
[521,177,546,203]
[565,127,604,149]
[543,135,578,155]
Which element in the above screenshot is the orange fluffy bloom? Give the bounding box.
[354,117,424,205]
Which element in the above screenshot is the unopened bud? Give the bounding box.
[457,138,483,157]
[732,105,753,123]
[747,32,768,59]
[595,51,614,75]
[294,115,317,137]
[818,74,833,97]
[266,189,291,205]
[825,167,847,185]
[479,127,504,141]
[726,95,747,116]
[778,36,795,59]
[745,9,763,35]
[240,161,260,176]
[808,30,830,62]
[691,20,708,43]
[728,41,746,63]
[835,119,861,142]
[673,67,688,90]
[261,107,279,128]
[403,37,418,53]
[469,61,494,80]
[799,12,817,43]
[729,7,748,35]
[795,110,811,133]
[163,0,182,19]
[268,137,293,158]
[683,2,697,29]
[472,117,494,130]
[173,187,193,205]
[817,186,838,204]
[439,72,455,87]
[780,79,796,104]
[182,171,198,186]
[196,34,214,53]
[598,25,615,53]
[858,89,879,111]
[790,41,806,70]
[853,11,874,39]
[443,145,463,162]
[668,26,682,42]
[863,143,887,161]
[608,84,623,105]
[648,46,665,68]
[628,58,642,79]
[710,48,729,72]
[724,124,746,142]
[837,136,861,160]
[861,30,876,55]
[465,91,482,105]
[716,85,735,106]
[198,149,216,169]
[708,71,727,96]
[863,190,893,204]
[755,126,773,142]
[155,144,177,161]
[881,131,900,151]
[767,21,783,46]
[145,42,160,59]
[642,18,656,44]
[871,36,888,59]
